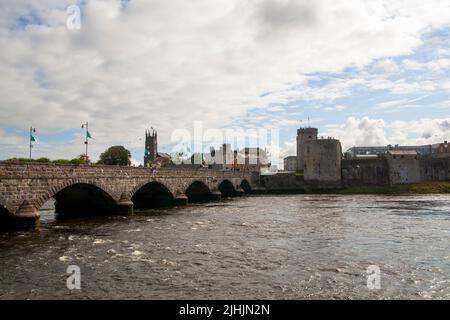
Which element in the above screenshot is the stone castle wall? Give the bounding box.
[303,139,341,186]
[260,172,306,192]
[420,157,450,181]
[387,154,421,184]
[341,158,389,186]
[342,156,450,186]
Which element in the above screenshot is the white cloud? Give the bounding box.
[130,157,141,167]
[402,58,450,72]
[402,59,424,71]
[323,116,450,150]
[324,105,347,112]
[0,129,25,146]
[427,58,450,72]
[2,1,450,160]
[373,95,428,111]
[372,59,399,73]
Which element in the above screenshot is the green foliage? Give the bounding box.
[52,158,87,165]
[69,158,88,165]
[52,159,71,164]
[5,157,51,163]
[5,158,31,162]
[3,157,91,165]
[97,145,131,166]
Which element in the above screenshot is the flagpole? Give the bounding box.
[81,122,89,162]
[29,126,32,160]
[85,122,88,161]
[29,126,36,160]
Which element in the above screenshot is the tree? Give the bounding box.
[98,146,131,166]
[70,158,88,165]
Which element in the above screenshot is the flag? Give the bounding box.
[86,131,93,139]
[30,133,36,142]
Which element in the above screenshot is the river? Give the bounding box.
[1,194,450,299]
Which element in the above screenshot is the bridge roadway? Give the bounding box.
[0,162,260,230]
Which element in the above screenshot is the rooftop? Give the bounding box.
[387,150,418,155]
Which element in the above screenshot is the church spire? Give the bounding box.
[144,126,158,167]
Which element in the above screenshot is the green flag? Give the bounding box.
[86,131,93,139]
[30,133,36,142]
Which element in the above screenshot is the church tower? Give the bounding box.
[144,129,158,167]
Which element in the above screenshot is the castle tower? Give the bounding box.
[144,129,158,167]
[296,127,318,171]
[303,138,342,186]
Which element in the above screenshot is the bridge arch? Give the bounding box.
[0,196,12,216]
[35,179,118,210]
[185,180,212,202]
[37,180,117,217]
[218,179,236,197]
[240,179,252,193]
[131,181,175,209]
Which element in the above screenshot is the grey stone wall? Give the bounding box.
[420,157,450,181]
[260,172,306,192]
[387,154,421,184]
[303,139,342,186]
[341,158,389,186]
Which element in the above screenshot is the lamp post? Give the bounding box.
[29,126,36,160]
[81,122,88,162]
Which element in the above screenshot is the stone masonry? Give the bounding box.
[0,162,258,229]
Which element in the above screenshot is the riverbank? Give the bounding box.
[319,181,450,195]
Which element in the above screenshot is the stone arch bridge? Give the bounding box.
[0,162,260,230]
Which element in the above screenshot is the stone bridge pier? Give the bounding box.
[0,163,260,231]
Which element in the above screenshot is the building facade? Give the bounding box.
[346,144,432,158]
[296,127,318,171]
[203,145,268,171]
[283,156,297,171]
[431,141,450,158]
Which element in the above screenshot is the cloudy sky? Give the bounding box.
[1,0,450,165]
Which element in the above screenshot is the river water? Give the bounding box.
[1,194,450,300]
